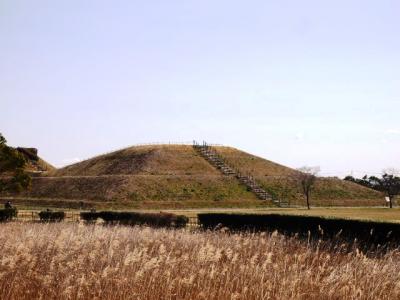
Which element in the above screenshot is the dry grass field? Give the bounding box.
[1,222,400,299]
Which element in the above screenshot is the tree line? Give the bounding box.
[344,174,400,208]
[294,167,400,209]
[0,133,31,193]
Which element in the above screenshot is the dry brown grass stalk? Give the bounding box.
[0,223,399,299]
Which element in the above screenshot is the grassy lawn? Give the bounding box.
[9,204,400,223]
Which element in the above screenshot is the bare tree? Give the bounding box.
[294,166,320,210]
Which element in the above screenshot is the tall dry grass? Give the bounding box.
[0,223,399,299]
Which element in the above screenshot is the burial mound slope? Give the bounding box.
[1,144,383,209]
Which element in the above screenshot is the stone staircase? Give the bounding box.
[193,141,288,207]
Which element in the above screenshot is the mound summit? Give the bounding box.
[1,144,383,209]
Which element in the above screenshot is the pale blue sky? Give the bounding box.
[1,0,399,177]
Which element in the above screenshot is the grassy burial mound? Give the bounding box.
[5,145,261,209]
[16,174,260,209]
[1,144,383,209]
[50,145,220,176]
[216,147,383,206]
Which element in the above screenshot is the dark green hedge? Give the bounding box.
[0,208,17,222]
[81,211,188,228]
[198,213,400,247]
[38,211,65,222]
[80,212,101,222]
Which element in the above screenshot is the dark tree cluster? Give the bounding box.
[0,133,31,192]
[344,174,400,208]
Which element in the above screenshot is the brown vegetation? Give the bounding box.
[216,147,383,205]
[0,222,399,299]
[50,145,219,176]
[5,175,262,209]
[1,144,383,209]
[25,157,56,173]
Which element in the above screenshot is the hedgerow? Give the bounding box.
[0,208,17,222]
[198,213,400,248]
[80,211,100,223]
[80,211,188,228]
[38,211,65,222]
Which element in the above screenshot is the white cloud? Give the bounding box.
[295,132,305,141]
[56,157,81,168]
[382,168,400,176]
[297,166,321,175]
[384,129,400,135]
